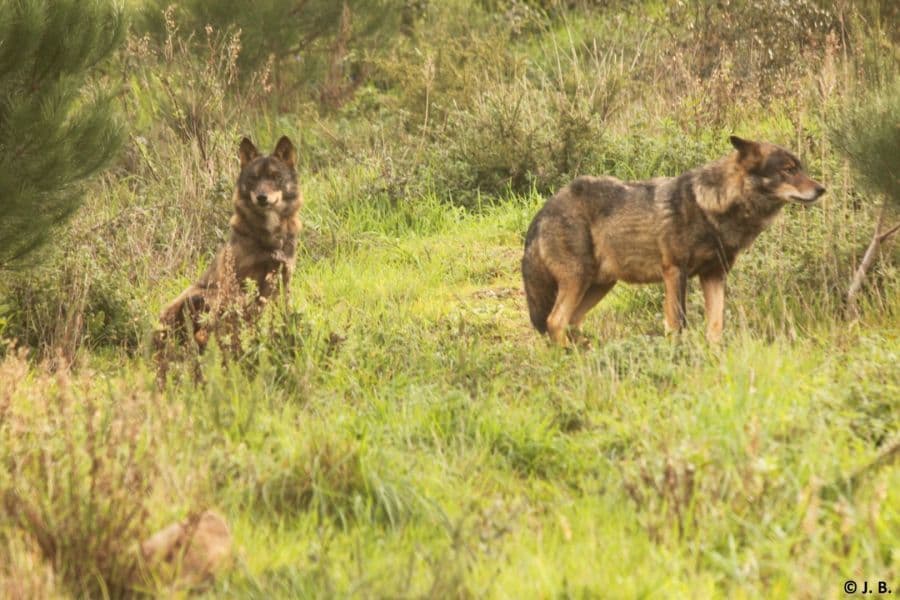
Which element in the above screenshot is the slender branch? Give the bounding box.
[877,221,900,243]
[846,200,898,319]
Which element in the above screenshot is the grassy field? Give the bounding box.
[1,1,898,598]
[4,186,898,598]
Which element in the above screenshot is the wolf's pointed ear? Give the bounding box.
[729,135,761,165]
[239,137,260,167]
[272,136,296,169]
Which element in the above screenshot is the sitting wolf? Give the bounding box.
[156,136,302,356]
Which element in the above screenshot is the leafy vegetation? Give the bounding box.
[829,75,900,314]
[0,0,126,267]
[0,0,898,597]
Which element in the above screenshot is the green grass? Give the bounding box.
[209,195,900,597]
[4,188,896,597]
[241,193,897,597]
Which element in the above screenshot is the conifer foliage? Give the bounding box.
[830,77,900,206]
[0,0,126,267]
[830,77,900,314]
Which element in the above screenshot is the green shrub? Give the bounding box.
[829,76,900,204]
[667,0,837,86]
[0,0,126,267]
[0,357,168,597]
[431,81,606,203]
[140,0,404,102]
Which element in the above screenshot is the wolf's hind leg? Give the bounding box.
[546,278,590,346]
[570,282,616,330]
[184,294,211,351]
[701,272,725,342]
[155,286,204,383]
[158,286,210,350]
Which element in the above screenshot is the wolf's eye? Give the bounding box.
[783,165,798,175]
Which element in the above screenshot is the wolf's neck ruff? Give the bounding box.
[230,221,290,251]
[692,157,743,213]
[692,155,786,253]
[229,205,298,251]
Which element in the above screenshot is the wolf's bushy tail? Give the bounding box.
[521,249,556,334]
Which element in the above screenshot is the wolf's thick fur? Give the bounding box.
[156,136,302,357]
[522,136,826,344]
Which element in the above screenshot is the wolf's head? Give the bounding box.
[730,135,826,204]
[236,136,300,218]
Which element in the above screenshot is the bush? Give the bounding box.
[829,74,900,313]
[667,0,837,86]
[1,252,145,362]
[140,0,405,106]
[0,354,171,597]
[432,81,607,203]
[367,23,623,205]
[0,0,126,267]
[829,76,900,204]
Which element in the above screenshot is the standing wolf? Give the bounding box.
[156,136,302,356]
[521,136,825,345]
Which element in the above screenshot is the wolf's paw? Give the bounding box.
[194,329,209,347]
[568,329,595,350]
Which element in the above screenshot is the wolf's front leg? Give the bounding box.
[662,265,688,333]
[280,265,293,304]
[546,278,590,347]
[270,249,293,304]
[701,272,725,342]
[279,234,297,304]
